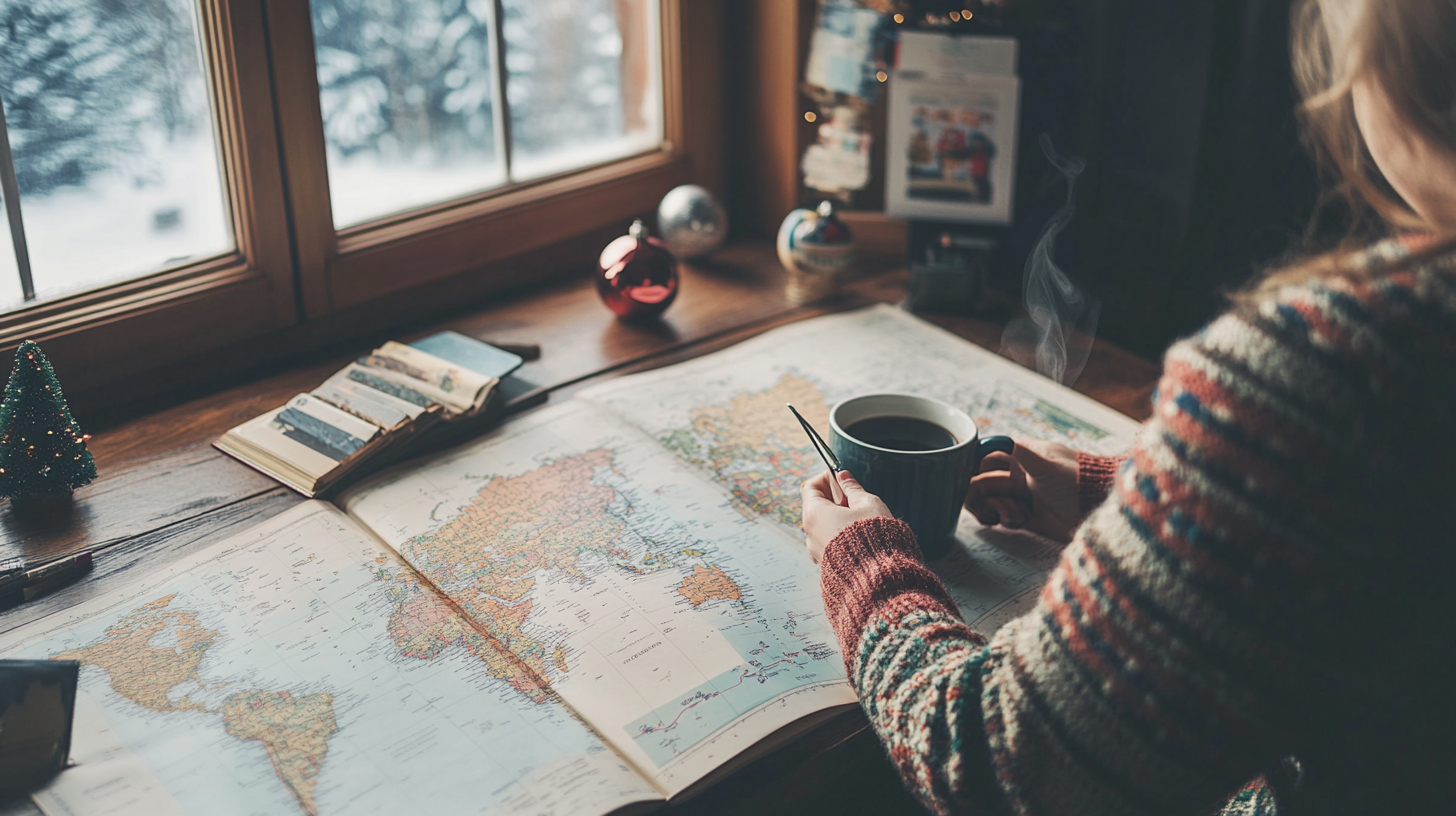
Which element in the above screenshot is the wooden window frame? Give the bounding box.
[0,0,296,398]
[269,0,722,316]
[0,0,723,407]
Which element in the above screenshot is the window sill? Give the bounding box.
[323,150,693,312]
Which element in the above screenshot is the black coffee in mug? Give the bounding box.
[844,416,958,452]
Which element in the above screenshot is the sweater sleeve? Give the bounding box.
[1074,452,1123,517]
[821,265,1456,815]
[819,517,1006,815]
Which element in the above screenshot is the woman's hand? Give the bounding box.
[801,470,893,563]
[965,438,1081,544]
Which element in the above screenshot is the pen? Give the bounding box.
[0,556,23,579]
[786,404,846,505]
[488,342,541,361]
[0,552,94,604]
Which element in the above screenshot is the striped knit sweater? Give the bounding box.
[819,238,1456,816]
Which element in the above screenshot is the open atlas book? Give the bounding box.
[0,306,1139,816]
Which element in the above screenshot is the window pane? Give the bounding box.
[502,0,661,181]
[312,0,504,228]
[0,0,232,310]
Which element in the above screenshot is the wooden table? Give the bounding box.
[0,242,1158,816]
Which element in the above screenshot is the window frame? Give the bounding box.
[0,0,297,398]
[269,0,707,316]
[0,0,723,404]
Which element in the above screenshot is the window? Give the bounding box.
[313,0,661,228]
[0,0,231,310]
[0,0,718,403]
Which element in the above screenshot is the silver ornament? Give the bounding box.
[656,184,728,260]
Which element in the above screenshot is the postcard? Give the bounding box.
[269,395,380,463]
[360,342,494,413]
[409,331,523,379]
[886,71,1021,224]
[313,375,426,430]
[896,31,1017,81]
[804,1,884,99]
[342,364,447,408]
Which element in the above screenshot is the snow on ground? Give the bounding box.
[0,135,231,313]
[0,129,662,313]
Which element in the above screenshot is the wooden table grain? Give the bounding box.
[0,241,1158,816]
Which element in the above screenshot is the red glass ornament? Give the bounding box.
[596,219,679,320]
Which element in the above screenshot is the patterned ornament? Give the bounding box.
[656,184,728,260]
[596,219,680,320]
[777,200,856,305]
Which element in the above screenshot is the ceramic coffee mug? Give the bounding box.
[829,393,1013,560]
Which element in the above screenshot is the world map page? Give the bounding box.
[3,305,1141,815]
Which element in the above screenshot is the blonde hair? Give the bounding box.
[1244,0,1456,297]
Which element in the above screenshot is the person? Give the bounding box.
[799,1,1456,813]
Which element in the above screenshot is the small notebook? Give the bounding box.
[214,332,523,496]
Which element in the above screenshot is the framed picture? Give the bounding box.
[885,72,1021,225]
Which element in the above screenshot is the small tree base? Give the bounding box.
[7,491,75,519]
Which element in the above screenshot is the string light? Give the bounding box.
[804,111,817,123]
[949,10,960,20]
[893,13,904,23]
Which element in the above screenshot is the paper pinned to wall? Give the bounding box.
[896,31,1018,80]
[804,3,885,99]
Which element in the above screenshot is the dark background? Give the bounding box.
[1005,0,1323,361]
[728,0,1329,363]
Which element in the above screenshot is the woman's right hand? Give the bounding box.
[965,438,1082,544]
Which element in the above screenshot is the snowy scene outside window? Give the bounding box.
[0,0,662,314]
[314,0,661,228]
[0,0,231,313]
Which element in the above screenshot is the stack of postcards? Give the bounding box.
[215,332,522,496]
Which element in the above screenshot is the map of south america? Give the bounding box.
[52,595,337,815]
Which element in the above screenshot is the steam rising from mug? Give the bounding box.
[1000,135,1100,385]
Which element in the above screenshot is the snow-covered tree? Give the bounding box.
[310,0,636,165]
[0,0,205,196]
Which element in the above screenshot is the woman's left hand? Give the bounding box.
[801,470,893,563]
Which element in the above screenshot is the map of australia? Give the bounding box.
[53,595,336,816]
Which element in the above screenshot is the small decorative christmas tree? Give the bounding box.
[0,341,96,503]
